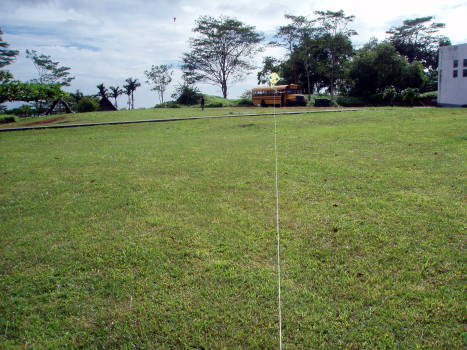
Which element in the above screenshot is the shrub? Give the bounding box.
[401,88,420,106]
[419,91,437,99]
[206,102,223,108]
[172,84,202,105]
[0,115,16,123]
[383,87,397,105]
[77,97,99,113]
[7,105,34,117]
[336,96,366,107]
[415,91,437,106]
[156,101,180,108]
[367,93,385,105]
[236,98,253,106]
[314,98,331,107]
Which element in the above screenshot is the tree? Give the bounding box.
[182,16,263,98]
[0,28,19,68]
[77,96,99,113]
[386,16,450,71]
[289,33,332,97]
[66,89,84,112]
[171,83,202,105]
[0,80,67,104]
[145,64,173,105]
[109,86,123,109]
[345,41,427,97]
[313,10,357,100]
[25,49,74,86]
[123,78,140,110]
[123,84,132,110]
[257,56,282,85]
[273,14,313,54]
[96,83,108,98]
[267,11,355,97]
[70,89,83,104]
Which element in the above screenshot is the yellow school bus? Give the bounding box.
[252,84,307,107]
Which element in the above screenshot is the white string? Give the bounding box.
[273,91,283,350]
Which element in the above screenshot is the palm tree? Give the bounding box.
[109,86,123,109]
[123,78,141,109]
[96,83,108,98]
[124,84,132,109]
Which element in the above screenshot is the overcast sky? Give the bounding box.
[1,0,466,108]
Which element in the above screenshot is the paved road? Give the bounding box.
[0,108,366,132]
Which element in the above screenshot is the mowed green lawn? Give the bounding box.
[0,108,465,349]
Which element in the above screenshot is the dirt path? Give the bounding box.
[0,108,368,132]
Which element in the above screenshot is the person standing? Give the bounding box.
[200,96,205,111]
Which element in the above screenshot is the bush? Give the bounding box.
[7,105,34,117]
[314,98,331,107]
[236,98,253,106]
[367,93,385,105]
[155,101,180,108]
[206,102,223,108]
[0,115,16,123]
[336,96,366,107]
[417,91,437,106]
[401,88,420,106]
[172,84,202,105]
[77,97,99,113]
[419,91,437,99]
[383,87,397,105]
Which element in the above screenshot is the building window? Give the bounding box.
[453,59,458,68]
[464,59,467,67]
[464,69,467,77]
[453,70,458,78]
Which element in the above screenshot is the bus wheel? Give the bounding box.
[261,100,267,107]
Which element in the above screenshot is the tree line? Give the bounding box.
[0,12,451,116]
[270,13,448,104]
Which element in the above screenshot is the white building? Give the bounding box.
[438,43,467,107]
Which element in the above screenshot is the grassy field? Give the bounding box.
[0,108,465,349]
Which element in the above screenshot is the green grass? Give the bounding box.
[0,108,465,349]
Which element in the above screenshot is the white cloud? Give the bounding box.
[1,0,466,107]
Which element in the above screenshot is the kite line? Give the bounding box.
[269,72,283,350]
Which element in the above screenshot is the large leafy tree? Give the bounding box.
[182,16,263,99]
[144,64,173,105]
[0,80,67,104]
[386,16,450,72]
[266,11,354,97]
[345,40,427,97]
[269,15,320,96]
[25,49,74,86]
[0,28,19,68]
[123,78,140,110]
[313,10,357,99]
[273,14,313,54]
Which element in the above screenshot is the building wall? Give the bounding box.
[438,43,467,106]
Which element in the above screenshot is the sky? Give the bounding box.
[1,0,466,108]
